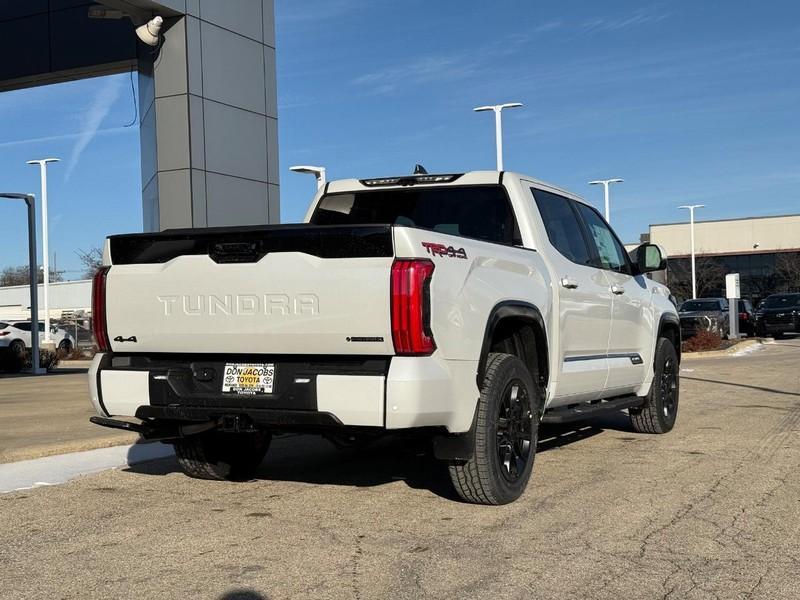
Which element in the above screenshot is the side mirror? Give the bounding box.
[631,243,667,274]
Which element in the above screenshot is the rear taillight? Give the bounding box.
[740,312,748,320]
[0,331,9,337]
[92,266,111,351]
[391,259,435,355]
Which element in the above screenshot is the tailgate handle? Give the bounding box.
[210,242,262,263]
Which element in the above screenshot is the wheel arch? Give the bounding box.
[658,313,681,364]
[477,301,549,393]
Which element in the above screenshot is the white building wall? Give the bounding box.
[650,214,800,258]
[0,280,91,320]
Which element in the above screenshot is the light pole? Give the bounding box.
[27,158,60,344]
[473,102,523,171]
[679,204,705,299]
[0,193,44,374]
[588,178,624,223]
[290,165,327,191]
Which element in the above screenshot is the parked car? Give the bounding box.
[737,299,756,337]
[755,293,800,338]
[0,321,76,356]
[679,298,730,338]
[87,169,680,505]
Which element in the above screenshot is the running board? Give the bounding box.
[542,395,644,424]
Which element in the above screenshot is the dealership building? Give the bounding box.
[637,213,800,302]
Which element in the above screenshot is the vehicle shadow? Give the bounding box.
[127,411,635,501]
[218,590,268,600]
[680,375,800,398]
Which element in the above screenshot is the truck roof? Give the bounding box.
[325,170,590,206]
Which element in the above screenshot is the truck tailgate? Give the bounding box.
[104,225,395,355]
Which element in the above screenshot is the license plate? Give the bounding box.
[222,363,275,395]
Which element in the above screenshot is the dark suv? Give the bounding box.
[755,293,800,338]
[737,299,756,337]
[679,298,730,338]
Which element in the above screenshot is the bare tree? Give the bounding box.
[775,251,800,291]
[666,256,726,302]
[0,265,64,287]
[75,247,104,279]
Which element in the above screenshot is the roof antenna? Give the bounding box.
[413,164,428,175]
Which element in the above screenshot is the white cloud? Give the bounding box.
[579,8,669,35]
[64,76,126,181]
[277,0,365,25]
[352,34,530,95]
[535,20,563,33]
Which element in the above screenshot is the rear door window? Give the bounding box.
[13,322,31,331]
[531,189,593,266]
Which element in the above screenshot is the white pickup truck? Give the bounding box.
[89,171,680,505]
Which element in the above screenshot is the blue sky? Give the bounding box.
[1,0,799,278]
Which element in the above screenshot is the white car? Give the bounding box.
[88,170,680,504]
[0,321,76,355]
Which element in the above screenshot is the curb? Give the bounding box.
[682,338,767,360]
[0,441,174,494]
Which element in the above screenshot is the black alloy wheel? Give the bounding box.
[496,379,534,483]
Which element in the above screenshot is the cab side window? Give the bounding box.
[573,203,631,274]
[531,189,593,266]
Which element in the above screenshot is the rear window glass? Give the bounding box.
[310,186,521,246]
[0,322,7,329]
[13,322,31,331]
[763,295,800,308]
[680,300,723,312]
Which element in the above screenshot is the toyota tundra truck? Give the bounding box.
[88,171,680,505]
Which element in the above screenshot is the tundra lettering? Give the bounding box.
[156,294,320,316]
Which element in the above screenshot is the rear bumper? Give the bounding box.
[89,352,479,433]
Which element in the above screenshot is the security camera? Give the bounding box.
[136,16,163,46]
[753,242,760,249]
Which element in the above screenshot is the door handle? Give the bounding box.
[611,284,625,295]
[560,277,579,289]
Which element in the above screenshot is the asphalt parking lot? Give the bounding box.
[1,339,799,600]
[0,367,136,463]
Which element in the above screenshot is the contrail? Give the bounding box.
[64,76,126,181]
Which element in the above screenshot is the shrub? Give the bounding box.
[0,348,61,373]
[682,329,723,353]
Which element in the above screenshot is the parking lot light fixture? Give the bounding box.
[473,102,524,171]
[679,204,705,299]
[0,192,44,375]
[588,178,624,223]
[27,158,60,343]
[290,165,327,191]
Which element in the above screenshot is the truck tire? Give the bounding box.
[448,352,540,505]
[173,430,271,481]
[630,337,679,434]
